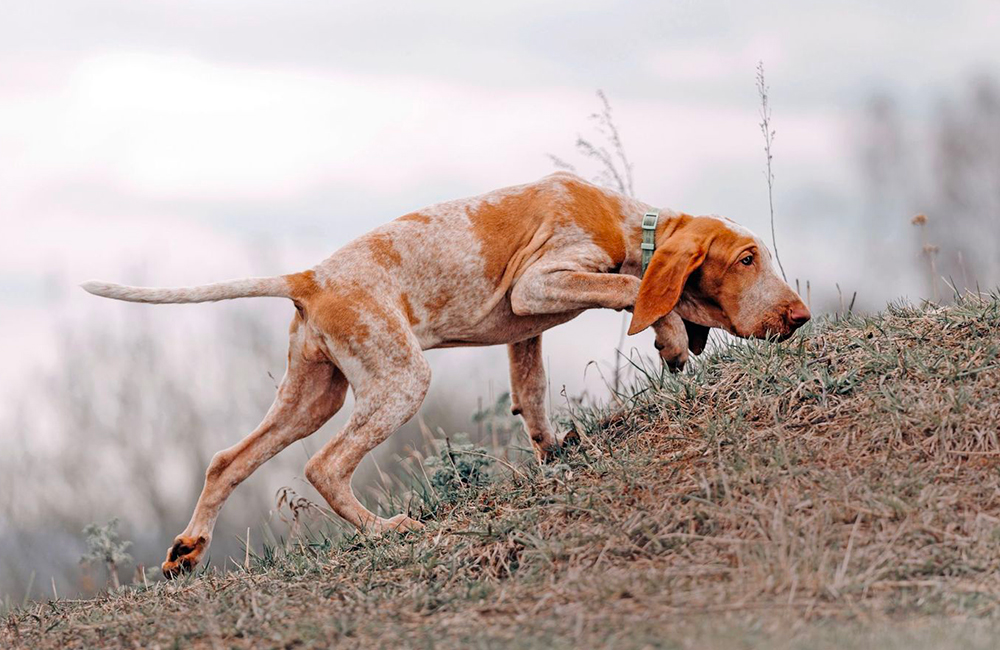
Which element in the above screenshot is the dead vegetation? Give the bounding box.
[4,294,1000,648]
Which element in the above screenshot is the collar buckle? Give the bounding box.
[640,210,659,277]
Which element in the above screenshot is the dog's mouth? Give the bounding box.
[740,317,807,342]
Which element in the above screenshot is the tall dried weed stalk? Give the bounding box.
[549,90,636,393]
[756,61,788,282]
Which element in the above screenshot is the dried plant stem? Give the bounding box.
[613,311,629,393]
[756,62,787,282]
[550,90,637,394]
[912,214,939,301]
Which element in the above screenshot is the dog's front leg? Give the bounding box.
[651,311,689,372]
[507,335,559,462]
[509,269,640,316]
[510,269,692,372]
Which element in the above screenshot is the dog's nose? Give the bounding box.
[787,303,811,328]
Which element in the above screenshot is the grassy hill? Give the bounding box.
[4,294,1000,649]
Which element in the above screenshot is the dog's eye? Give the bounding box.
[740,254,754,266]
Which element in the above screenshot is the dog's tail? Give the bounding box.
[81,275,298,304]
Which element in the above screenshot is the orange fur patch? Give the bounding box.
[366,232,403,268]
[307,283,373,348]
[400,293,420,325]
[423,289,452,320]
[560,178,628,263]
[286,269,320,300]
[397,212,432,224]
[468,187,547,283]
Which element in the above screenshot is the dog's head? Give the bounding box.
[628,215,810,342]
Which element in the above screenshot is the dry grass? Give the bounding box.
[4,294,1000,649]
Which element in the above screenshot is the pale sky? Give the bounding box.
[2,0,999,418]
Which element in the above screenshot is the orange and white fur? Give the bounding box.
[82,172,810,577]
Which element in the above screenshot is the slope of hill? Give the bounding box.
[4,294,1000,649]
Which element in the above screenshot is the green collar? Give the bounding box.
[640,209,659,276]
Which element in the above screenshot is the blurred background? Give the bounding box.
[1,0,998,601]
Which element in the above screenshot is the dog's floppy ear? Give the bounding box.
[684,320,711,355]
[628,236,707,335]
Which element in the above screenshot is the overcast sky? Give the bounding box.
[2,0,999,417]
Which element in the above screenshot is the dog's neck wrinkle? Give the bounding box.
[676,294,728,331]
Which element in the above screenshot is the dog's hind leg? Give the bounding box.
[507,335,559,461]
[304,332,430,534]
[162,318,347,578]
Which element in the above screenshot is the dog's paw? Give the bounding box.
[535,443,559,464]
[654,334,689,373]
[652,312,689,372]
[371,514,424,534]
[534,430,580,464]
[162,535,208,578]
[661,348,689,373]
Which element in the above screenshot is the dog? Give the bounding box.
[82,172,810,577]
